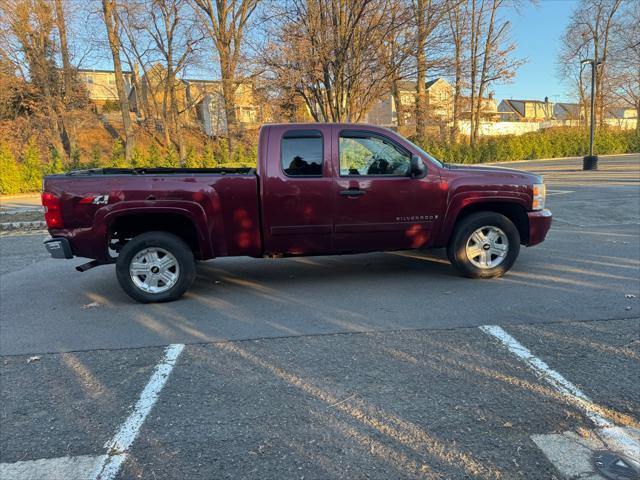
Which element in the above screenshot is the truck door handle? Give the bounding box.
[340,189,365,197]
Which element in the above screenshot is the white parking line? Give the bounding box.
[0,454,107,480]
[479,325,640,460]
[92,343,185,480]
[0,344,185,480]
[546,189,574,196]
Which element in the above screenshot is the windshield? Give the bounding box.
[405,139,444,167]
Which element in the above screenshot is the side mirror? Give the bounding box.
[410,155,427,179]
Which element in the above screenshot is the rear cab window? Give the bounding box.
[281,130,324,177]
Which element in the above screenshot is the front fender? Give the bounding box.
[436,191,530,246]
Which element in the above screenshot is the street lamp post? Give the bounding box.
[581,59,602,171]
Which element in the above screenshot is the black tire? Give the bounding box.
[116,231,196,303]
[447,211,520,279]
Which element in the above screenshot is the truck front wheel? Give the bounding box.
[447,212,520,278]
[116,231,196,303]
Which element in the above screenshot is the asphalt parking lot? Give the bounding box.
[1,154,639,479]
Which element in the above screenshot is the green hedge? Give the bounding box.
[0,139,258,194]
[1,128,638,194]
[416,127,639,164]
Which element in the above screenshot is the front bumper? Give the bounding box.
[527,209,552,246]
[44,237,73,259]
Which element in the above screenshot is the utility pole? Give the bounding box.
[581,59,602,170]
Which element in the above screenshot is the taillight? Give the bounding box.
[42,192,64,229]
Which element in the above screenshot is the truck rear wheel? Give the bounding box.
[447,212,520,279]
[116,231,196,303]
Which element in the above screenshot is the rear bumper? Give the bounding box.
[526,209,552,246]
[44,237,73,259]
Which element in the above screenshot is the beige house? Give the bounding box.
[124,64,261,135]
[554,102,584,121]
[459,96,500,121]
[366,78,453,126]
[193,81,260,136]
[498,98,554,121]
[606,106,637,119]
[77,69,133,111]
[127,64,187,118]
[366,78,498,127]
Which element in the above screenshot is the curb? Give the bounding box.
[0,208,44,215]
[0,220,47,231]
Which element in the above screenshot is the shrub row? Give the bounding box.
[0,139,257,194]
[415,127,640,164]
[1,128,638,194]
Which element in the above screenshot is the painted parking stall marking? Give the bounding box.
[0,344,184,480]
[92,343,185,480]
[480,325,640,475]
[0,454,109,480]
[546,189,574,196]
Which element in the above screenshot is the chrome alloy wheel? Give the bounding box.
[129,247,180,294]
[465,226,509,269]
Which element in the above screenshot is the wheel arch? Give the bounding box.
[438,198,530,246]
[107,209,211,259]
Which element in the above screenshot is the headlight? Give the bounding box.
[532,183,546,211]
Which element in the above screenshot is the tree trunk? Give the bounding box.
[130,63,151,122]
[392,79,404,127]
[474,0,498,144]
[469,0,478,146]
[53,0,76,158]
[102,0,134,161]
[450,9,462,143]
[415,0,427,139]
[220,55,238,154]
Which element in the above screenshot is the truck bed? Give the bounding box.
[43,168,262,261]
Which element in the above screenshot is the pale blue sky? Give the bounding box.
[492,0,579,103]
[84,0,581,104]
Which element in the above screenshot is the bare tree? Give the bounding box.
[263,0,403,124]
[412,0,450,139]
[2,0,66,153]
[558,0,623,127]
[467,0,521,145]
[607,1,640,131]
[102,0,135,160]
[379,0,413,128]
[118,2,156,126]
[447,0,467,141]
[189,0,259,152]
[53,0,80,155]
[125,0,202,161]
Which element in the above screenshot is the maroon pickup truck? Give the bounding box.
[42,123,552,302]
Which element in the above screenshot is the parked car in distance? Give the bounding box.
[42,123,552,303]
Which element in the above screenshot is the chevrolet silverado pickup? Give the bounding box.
[42,123,552,302]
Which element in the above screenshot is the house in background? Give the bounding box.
[77,68,132,112]
[127,63,189,119]
[366,78,454,127]
[195,82,260,136]
[125,64,262,136]
[459,95,500,122]
[366,78,499,129]
[554,102,584,121]
[498,98,554,121]
[606,106,637,120]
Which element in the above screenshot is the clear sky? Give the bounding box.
[492,0,579,103]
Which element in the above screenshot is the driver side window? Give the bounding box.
[339,132,411,176]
